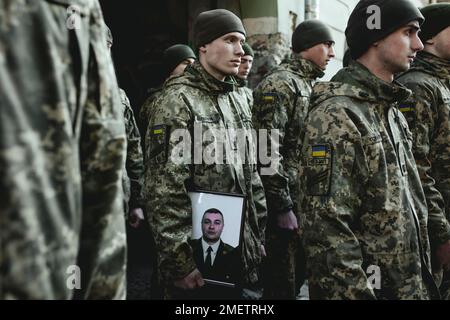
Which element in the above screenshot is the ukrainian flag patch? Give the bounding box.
[152,125,164,135]
[149,124,169,164]
[398,102,414,113]
[312,145,327,158]
[262,92,277,102]
[306,143,332,196]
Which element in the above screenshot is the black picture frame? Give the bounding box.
[188,190,246,288]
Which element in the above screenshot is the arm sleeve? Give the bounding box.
[122,93,145,210]
[299,107,376,300]
[252,82,293,215]
[144,90,197,283]
[401,82,450,246]
[251,169,268,244]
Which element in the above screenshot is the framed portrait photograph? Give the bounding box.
[188,190,245,294]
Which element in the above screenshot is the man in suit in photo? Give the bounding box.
[190,208,241,299]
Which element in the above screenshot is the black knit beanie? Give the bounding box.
[163,44,196,76]
[242,43,254,57]
[419,3,450,42]
[346,0,424,59]
[292,19,334,53]
[343,48,352,68]
[193,9,246,49]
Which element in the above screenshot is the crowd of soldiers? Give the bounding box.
[1,0,450,300]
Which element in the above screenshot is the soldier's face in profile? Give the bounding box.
[200,32,245,79]
[375,21,423,74]
[301,41,335,70]
[238,55,253,80]
[170,58,195,77]
[202,213,224,244]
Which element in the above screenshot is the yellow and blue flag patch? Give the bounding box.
[398,102,416,128]
[312,145,327,158]
[149,124,169,164]
[398,102,414,113]
[262,92,277,102]
[306,144,332,196]
[153,126,164,135]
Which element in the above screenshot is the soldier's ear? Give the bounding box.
[425,37,435,46]
[199,45,208,54]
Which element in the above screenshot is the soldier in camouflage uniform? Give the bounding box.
[235,42,267,298]
[1,0,127,299]
[119,89,145,227]
[236,43,254,107]
[252,19,335,299]
[143,9,267,299]
[139,44,196,137]
[106,24,145,228]
[298,0,441,299]
[397,3,450,300]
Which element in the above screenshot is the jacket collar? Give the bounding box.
[311,61,412,108]
[279,56,325,80]
[410,51,450,80]
[333,61,411,103]
[184,61,237,94]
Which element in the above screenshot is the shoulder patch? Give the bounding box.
[305,144,332,196]
[398,102,415,113]
[312,145,327,158]
[152,126,165,135]
[261,92,278,102]
[397,102,416,129]
[149,124,169,164]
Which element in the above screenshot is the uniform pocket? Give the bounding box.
[361,133,384,176]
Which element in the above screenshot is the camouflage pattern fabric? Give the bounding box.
[397,50,450,298]
[139,86,162,139]
[252,56,323,299]
[0,0,127,299]
[298,61,440,300]
[143,61,267,298]
[236,78,253,107]
[119,89,144,215]
[253,56,324,215]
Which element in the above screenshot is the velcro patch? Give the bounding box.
[312,145,327,158]
[398,102,416,129]
[153,127,164,134]
[398,102,414,113]
[306,144,332,196]
[149,124,169,164]
[262,92,278,102]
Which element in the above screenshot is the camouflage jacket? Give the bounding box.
[397,52,450,248]
[120,89,144,214]
[252,56,324,216]
[139,86,163,137]
[1,0,126,299]
[298,61,439,300]
[144,61,267,287]
[236,78,253,107]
